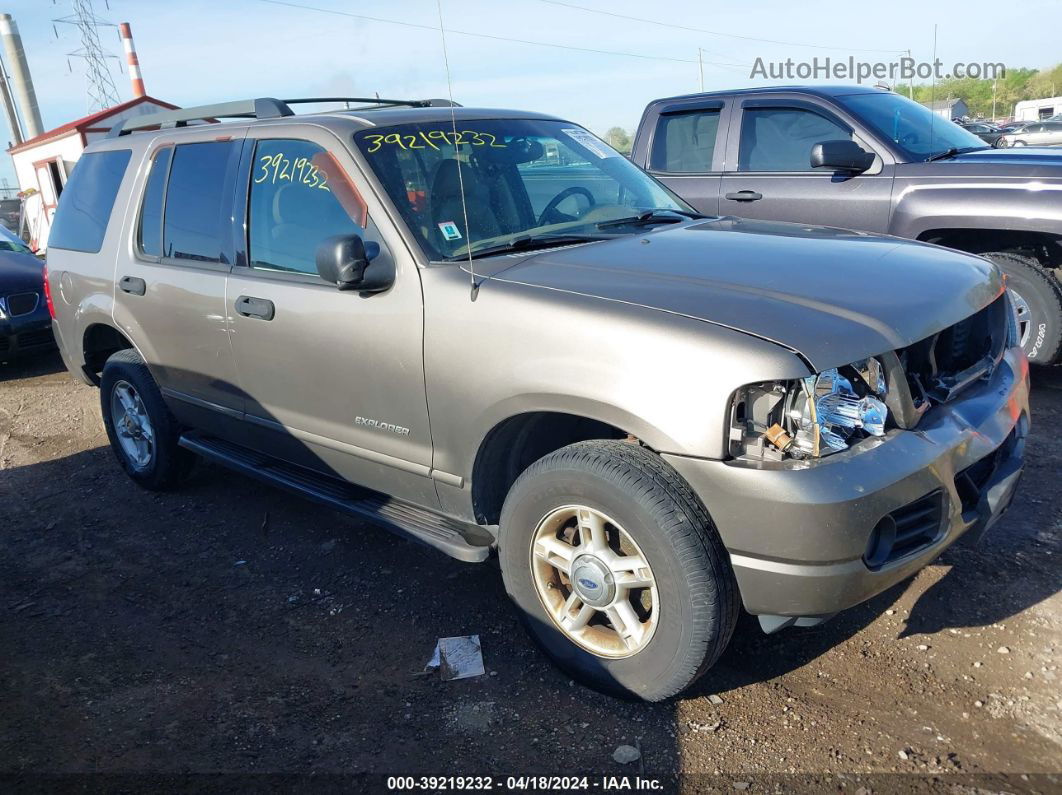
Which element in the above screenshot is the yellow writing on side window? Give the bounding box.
[363,130,508,154]
[254,153,331,191]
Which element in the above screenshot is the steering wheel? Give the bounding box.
[538,186,596,226]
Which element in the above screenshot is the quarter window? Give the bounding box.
[649,109,720,172]
[137,146,172,258]
[48,149,131,253]
[163,141,240,263]
[738,107,851,172]
[248,139,367,275]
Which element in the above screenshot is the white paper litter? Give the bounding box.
[425,635,485,681]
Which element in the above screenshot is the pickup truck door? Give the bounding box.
[718,98,893,232]
[112,133,246,441]
[224,128,438,507]
[639,99,729,215]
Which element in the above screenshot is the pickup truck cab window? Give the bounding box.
[649,109,721,173]
[248,139,367,276]
[353,119,690,261]
[737,107,851,172]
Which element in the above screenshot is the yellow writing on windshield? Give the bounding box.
[363,130,507,153]
[254,153,331,191]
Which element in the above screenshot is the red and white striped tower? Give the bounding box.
[118,22,145,98]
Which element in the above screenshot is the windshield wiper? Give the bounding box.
[925,145,987,162]
[450,234,602,262]
[595,209,703,230]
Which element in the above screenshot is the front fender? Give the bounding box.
[890,177,1062,240]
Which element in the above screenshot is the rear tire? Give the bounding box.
[499,440,739,701]
[983,251,1062,364]
[100,349,194,490]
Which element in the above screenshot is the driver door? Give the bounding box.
[225,128,438,507]
[719,99,894,232]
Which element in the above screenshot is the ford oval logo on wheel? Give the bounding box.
[578,577,599,590]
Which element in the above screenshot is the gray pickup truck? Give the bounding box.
[631,85,1062,364]
[47,96,1028,700]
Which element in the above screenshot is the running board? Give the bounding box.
[179,432,492,563]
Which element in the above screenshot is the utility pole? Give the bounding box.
[698,47,704,93]
[992,78,997,121]
[906,49,914,99]
[53,0,121,112]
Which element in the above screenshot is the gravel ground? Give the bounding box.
[0,352,1059,789]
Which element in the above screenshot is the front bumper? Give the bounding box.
[0,306,54,359]
[664,346,1029,620]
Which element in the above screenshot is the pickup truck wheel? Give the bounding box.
[499,440,738,701]
[100,349,194,490]
[983,251,1062,364]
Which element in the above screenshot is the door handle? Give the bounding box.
[724,190,763,202]
[118,275,146,296]
[235,295,275,321]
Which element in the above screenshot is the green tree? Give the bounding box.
[604,126,632,154]
[909,64,1059,119]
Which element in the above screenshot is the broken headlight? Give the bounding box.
[729,358,890,461]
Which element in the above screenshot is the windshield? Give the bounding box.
[0,221,30,254]
[837,92,988,161]
[353,118,691,260]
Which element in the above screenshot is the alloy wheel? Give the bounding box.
[110,380,155,471]
[530,505,659,658]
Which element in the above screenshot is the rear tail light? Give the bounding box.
[42,264,55,318]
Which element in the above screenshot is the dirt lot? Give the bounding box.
[0,353,1059,789]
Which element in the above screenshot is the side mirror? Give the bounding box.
[315,234,390,292]
[810,140,875,173]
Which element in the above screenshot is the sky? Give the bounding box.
[0,0,1059,187]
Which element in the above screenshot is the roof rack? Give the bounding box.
[108,96,461,138]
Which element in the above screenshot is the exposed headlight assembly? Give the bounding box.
[729,358,890,461]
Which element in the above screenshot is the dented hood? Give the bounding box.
[489,217,1002,371]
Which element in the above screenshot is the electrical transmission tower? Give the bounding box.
[53,0,121,112]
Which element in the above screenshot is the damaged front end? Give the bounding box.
[729,293,1017,464]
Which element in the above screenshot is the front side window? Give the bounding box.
[738,107,852,172]
[137,146,172,258]
[49,149,131,253]
[354,118,690,260]
[163,141,240,263]
[247,139,368,275]
[649,109,721,172]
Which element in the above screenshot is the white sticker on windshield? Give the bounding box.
[561,128,619,159]
[438,221,462,241]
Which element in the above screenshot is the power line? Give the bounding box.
[536,0,908,54]
[53,0,121,111]
[256,0,746,69]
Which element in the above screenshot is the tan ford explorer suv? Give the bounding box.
[46,97,1030,700]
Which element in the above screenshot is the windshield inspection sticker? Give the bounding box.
[438,220,463,241]
[561,128,619,159]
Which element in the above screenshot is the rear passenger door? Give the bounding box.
[641,100,727,215]
[224,128,437,507]
[719,99,894,232]
[112,133,245,439]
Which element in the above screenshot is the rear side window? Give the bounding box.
[137,146,172,258]
[163,141,240,263]
[649,109,720,172]
[738,107,851,172]
[49,149,131,253]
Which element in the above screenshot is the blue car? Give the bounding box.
[0,226,54,360]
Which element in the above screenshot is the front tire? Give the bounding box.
[983,251,1062,364]
[100,349,194,490]
[499,440,739,701]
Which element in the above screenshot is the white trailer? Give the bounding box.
[1014,96,1062,122]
